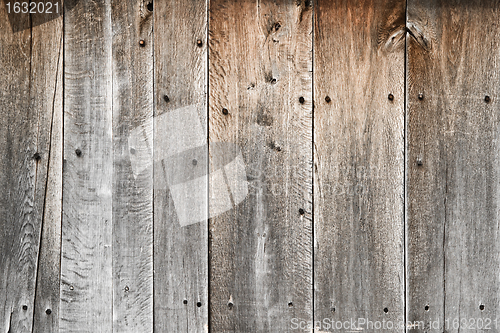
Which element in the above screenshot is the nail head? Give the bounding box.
[416,158,423,166]
[192,159,198,166]
[383,307,389,313]
[325,96,331,103]
[197,302,202,307]
[33,152,41,161]
[75,149,82,157]
[299,208,305,215]
[418,93,424,100]
[124,286,129,292]
[46,309,52,315]
[485,95,491,103]
[164,95,170,103]
[222,108,229,115]
[139,40,145,47]
[196,39,203,47]
[22,305,28,311]
[480,304,485,311]
[388,93,394,101]
[299,96,305,104]
[183,299,188,305]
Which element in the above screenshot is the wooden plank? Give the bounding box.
[407,1,500,331]
[209,0,313,331]
[314,0,405,330]
[59,0,114,331]
[111,0,153,332]
[153,0,208,331]
[0,4,63,333]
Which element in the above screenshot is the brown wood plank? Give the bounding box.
[0,4,63,333]
[209,0,313,331]
[407,1,500,331]
[59,0,114,331]
[111,0,154,332]
[314,0,406,330]
[153,0,208,331]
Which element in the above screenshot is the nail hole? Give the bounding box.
[222,108,229,115]
[192,159,198,166]
[75,149,82,157]
[485,95,491,103]
[388,94,394,101]
[271,78,277,84]
[228,302,234,309]
[164,95,170,103]
[196,39,203,47]
[383,307,389,313]
[418,93,424,100]
[22,305,28,311]
[146,1,153,11]
[299,96,305,104]
[275,22,281,30]
[139,40,145,47]
[416,158,423,166]
[183,299,188,305]
[33,152,41,161]
[299,208,305,215]
[425,305,429,311]
[130,148,136,154]
[45,309,52,315]
[480,304,485,311]
[288,302,293,308]
[331,307,336,313]
[197,302,202,307]
[325,96,331,103]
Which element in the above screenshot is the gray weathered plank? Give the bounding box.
[314,0,405,330]
[407,1,500,331]
[60,0,114,331]
[0,5,63,333]
[111,0,154,332]
[209,0,313,331]
[30,10,64,333]
[153,0,208,331]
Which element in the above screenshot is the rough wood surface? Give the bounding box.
[111,0,153,332]
[407,1,500,331]
[314,0,405,329]
[0,5,63,333]
[209,0,313,331]
[153,0,208,332]
[59,0,114,331]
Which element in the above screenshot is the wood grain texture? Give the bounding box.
[60,0,114,331]
[314,0,405,329]
[153,0,208,332]
[407,1,500,331]
[209,0,313,331]
[0,4,63,333]
[111,0,153,332]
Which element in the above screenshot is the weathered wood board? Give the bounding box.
[314,0,406,330]
[407,1,500,331]
[111,0,153,332]
[0,4,63,333]
[59,0,114,331]
[209,0,313,331]
[153,0,209,332]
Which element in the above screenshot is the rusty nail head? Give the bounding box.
[325,96,331,103]
[222,108,229,115]
[75,149,82,157]
[299,96,305,104]
[197,39,203,47]
[388,93,394,101]
[485,95,491,103]
[418,93,424,100]
[139,40,145,47]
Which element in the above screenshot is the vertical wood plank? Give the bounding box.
[0,4,63,333]
[314,0,406,330]
[407,2,500,331]
[111,0,153,332]
[209,0,313,331]
[60,0,114,331]
[153,0,208,331]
